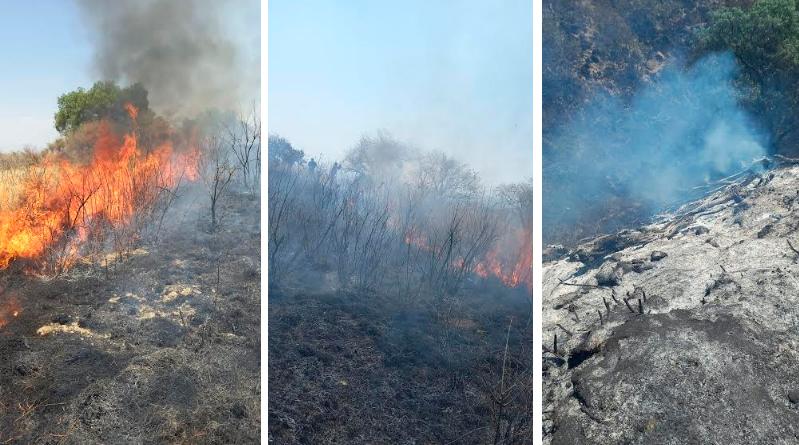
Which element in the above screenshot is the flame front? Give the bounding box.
[0,105,198,271]
[403,226,532,290]
[472,229,532,289]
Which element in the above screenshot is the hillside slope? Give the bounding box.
[543,0,750,129]
[543,160,799,444]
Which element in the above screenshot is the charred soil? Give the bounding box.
[0,191,260,444]
[269,279,533,444]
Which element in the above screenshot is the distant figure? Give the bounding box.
[308,158,317,172]
[330,161,341,179]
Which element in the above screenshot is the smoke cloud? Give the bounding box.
[77,0,259,116]
[544,53,768,243]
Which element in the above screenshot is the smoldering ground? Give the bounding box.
[544,53,769,245]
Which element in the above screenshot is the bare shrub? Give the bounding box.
[226,105,261,193]
[199,134,237,232]
[267,162,300,283]
[418,197,503,297]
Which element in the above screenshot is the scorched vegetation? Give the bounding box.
[268,134,533,444]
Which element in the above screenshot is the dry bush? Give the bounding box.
[267,162,300,283]
[226,105,261,193]
[199,134,237,232]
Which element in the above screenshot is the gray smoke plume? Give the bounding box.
[77,0,259,116]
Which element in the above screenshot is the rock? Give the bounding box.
[544,244,569,262]
[691,225,710,236]
[650,251,668,261]
[229,402,248,419]
[14,362,34,376]
[757,224,773,239]
[51,314,72,325]
[789,390,799,404]
[595,262,621,287]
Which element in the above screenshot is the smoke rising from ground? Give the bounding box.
[77,0,259,116]
[544,53,768,244]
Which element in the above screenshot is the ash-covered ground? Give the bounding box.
[543,161,799,444]
[0,190,260,444]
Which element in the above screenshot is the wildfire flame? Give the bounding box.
[403,227,532,290]
[0,104,199,271]
[404,229,430,250]
[472,229,532,289]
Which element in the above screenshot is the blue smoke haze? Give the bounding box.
[545,52,768,236]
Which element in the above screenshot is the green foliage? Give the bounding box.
[268,135,304,166]
[698,0,799,72]
[54,81,151,134]
[697,0,799,151]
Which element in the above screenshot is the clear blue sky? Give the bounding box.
[0,0,92,151]
[269,1,533,184]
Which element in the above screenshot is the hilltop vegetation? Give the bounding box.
[543,0,748,129]
[543,0,799,245]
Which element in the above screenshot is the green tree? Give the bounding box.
[268,135,304,166]
[54,81,151,134]
[696,0,799,152]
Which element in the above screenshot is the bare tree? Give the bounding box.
[417,196,502,297]
[267,162,300,282]
[412,151,481,201]
[200,134,237,232]
[227,104,261,193]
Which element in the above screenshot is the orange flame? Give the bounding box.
[404,225,532,290]
[404,228,430,250]
[473,229,532,289]
[0,104,199,271]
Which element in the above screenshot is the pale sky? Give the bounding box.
[0,1,91,151]
[268,1,533,184]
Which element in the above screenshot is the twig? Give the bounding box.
[556,323,573,336]
[553,333,558,355]
[623,298,635,313]
[444,426,491,445]
[558,278,607,290]
[788,239,799,263]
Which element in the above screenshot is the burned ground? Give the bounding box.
[543,161,799,444]
[0,190,260,444]
[269,279,533,444]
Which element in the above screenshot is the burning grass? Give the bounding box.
[0,85,261,442]
[0,105,199,275]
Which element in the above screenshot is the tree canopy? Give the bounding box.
[268,135,305,166]
[54,81,151,134]
[697,0,799,152]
